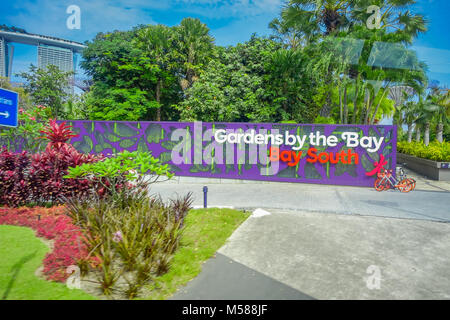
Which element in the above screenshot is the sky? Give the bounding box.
[0,0,449,87]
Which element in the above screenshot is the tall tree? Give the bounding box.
[269,17,311,49]
[175,18,215,91]
[176,36,318,123]
[266,48,314,120]
[281,0,354,37]
[276,0,428,121]
[424,89,449,143]
[403,99,421,142]
[81,28,159,121]
[414,95,434,145]
[135,24,176,121]
[352,0,427,44]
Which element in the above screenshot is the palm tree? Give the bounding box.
[403,100,421,142]
[277,0,427,122]
[282,0,354,37]
[175,18,215,90]
[415,96,434,145]
[352,0,427,44]
[269,17,313,49]
[281,0,427,42]
[268,49,305,115]
[369,83,391,125]
[388,86,414,126]
[414,122,421,142]
[425,89,450,143]
[135,25,173,121]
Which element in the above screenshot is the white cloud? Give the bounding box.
[3,0,284,42]
[3,0,285,75]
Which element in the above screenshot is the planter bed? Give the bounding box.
[397,153,450,181]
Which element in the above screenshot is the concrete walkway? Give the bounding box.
[162,171,450,300]
[171,252,314,300]
[172,209,450,300]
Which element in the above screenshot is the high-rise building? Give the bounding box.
[0,37,10,78]
[37,44,73,73]
[0,29,85,91]
[37,44,75,93]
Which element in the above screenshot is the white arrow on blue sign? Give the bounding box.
[0,88,19,128]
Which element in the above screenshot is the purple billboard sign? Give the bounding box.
[66,121,397,187]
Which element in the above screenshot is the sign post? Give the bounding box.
[0,88,19,128]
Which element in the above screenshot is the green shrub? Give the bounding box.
[397,141,450,162]
[67,193,193,299]
[64,150,186,299]
[314,115,336,124]
[65,150,173,208]
[280,120,297,124]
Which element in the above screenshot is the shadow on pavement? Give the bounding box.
[171,253,315,300]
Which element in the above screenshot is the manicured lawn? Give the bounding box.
[0,225,95,300]
[143,208,250,299]
[0,208,248,300]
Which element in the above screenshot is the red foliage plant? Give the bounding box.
[0,206,99,282]
[40,119,78,151]
[0,119,104,207]
[0,149,31,206]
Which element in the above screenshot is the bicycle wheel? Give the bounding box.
[398,179,412,193]
[408,178,416,190]
[374,178,385,191]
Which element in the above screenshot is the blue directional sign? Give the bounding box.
[0,88,18,128]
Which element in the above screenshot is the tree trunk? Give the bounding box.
[51,98,58,119]
[407,124,413,143]
[364,91,374,125]
[436,122,443,143]
[370,87,388,125]
[339,84,343,124]
[397,111,403,128]
[319,92,332,117]
[415,125,421,142]
[343,85,348,124]
[320,70,333,117]
[359,89,369,124]
[424,121,430,146]
[186,48,195,88]
[156,79,162,121]
[282,82,288,112]
[351,77,359,124]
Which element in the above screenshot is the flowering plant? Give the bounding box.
[0,206,100,282]
[0,119,104,207]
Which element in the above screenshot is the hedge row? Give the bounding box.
[397,141,450,162]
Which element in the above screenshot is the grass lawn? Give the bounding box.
[143,208,250,299]
[0,208,249,300]
[0,225,95,300]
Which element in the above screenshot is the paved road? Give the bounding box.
[172,209,450,300]
[161,176,450,300]
[151,180,450,222]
